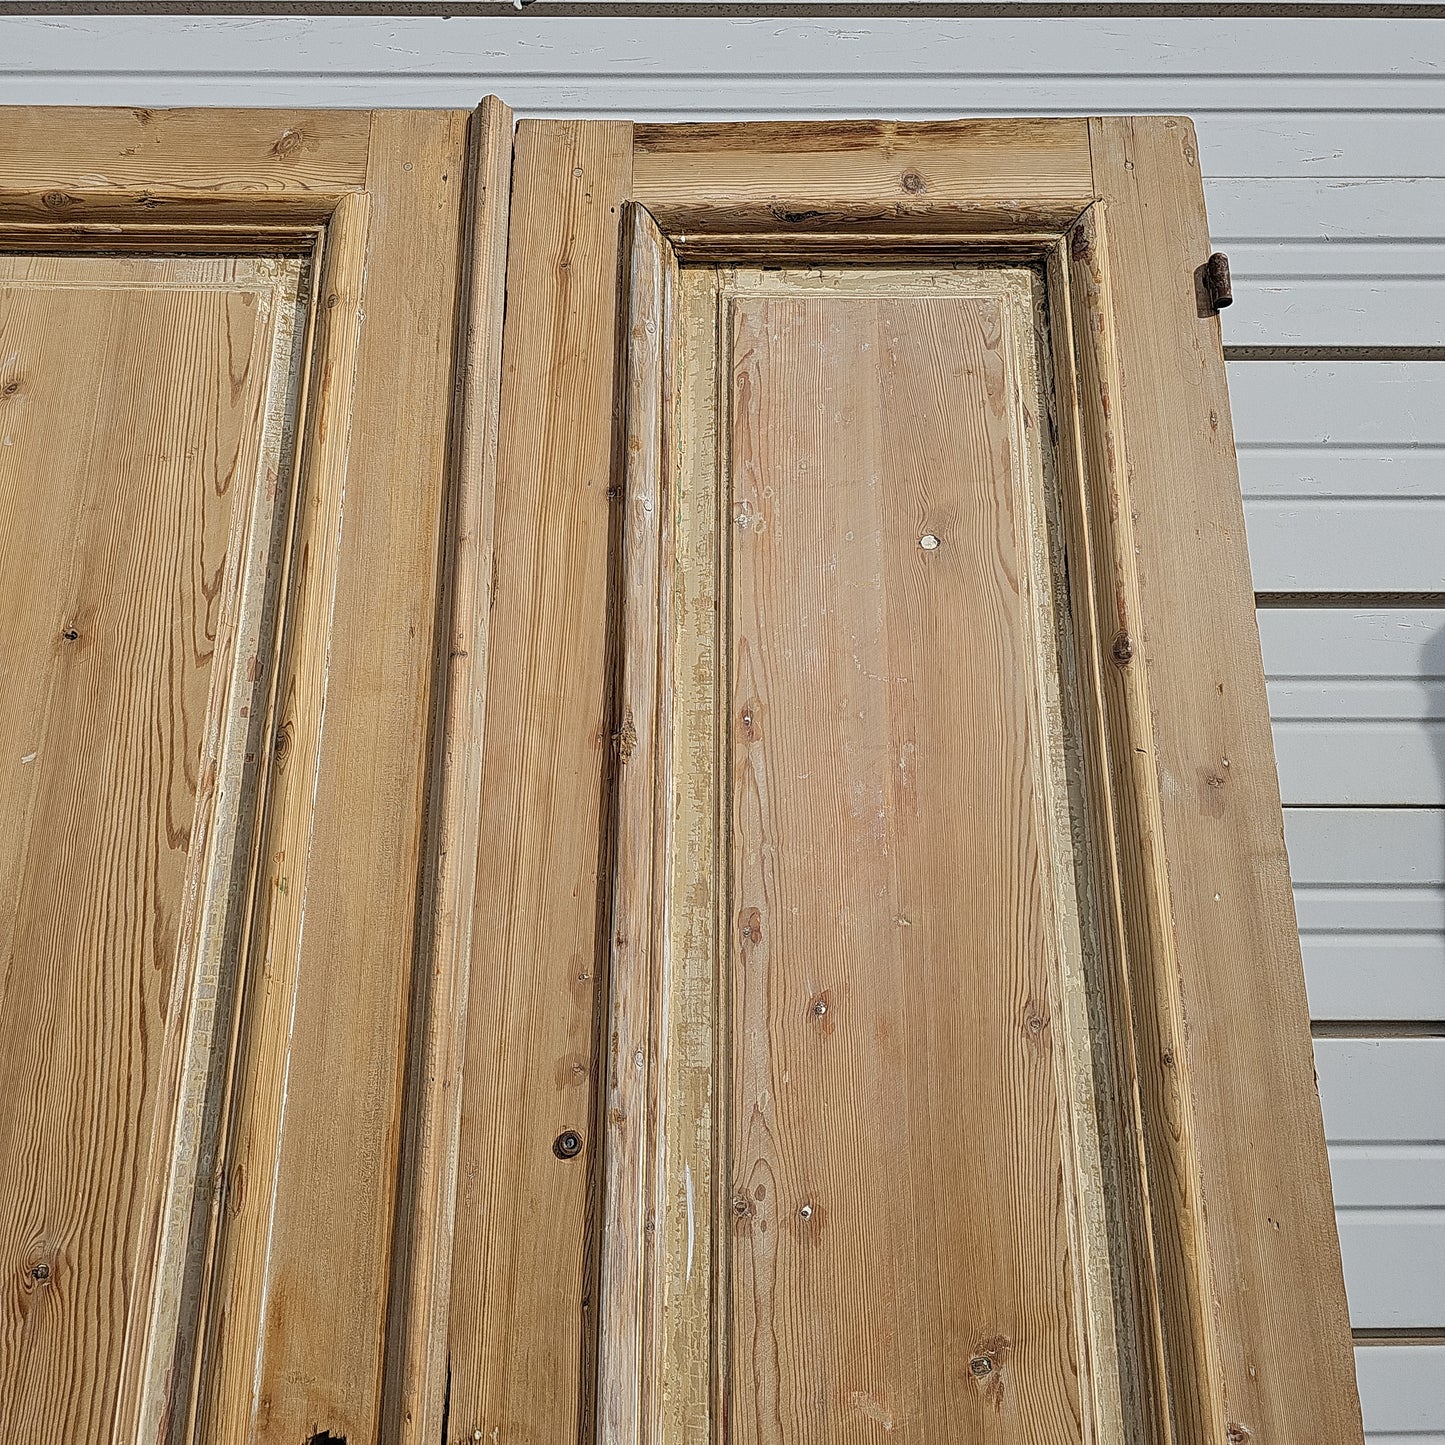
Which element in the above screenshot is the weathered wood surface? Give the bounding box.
[0,106,371,193]
[0,253,302,1445]
[192,108,472,1445]
[445,117,634,1445]
[722,276,1085,1443]
[632,118,1094,234]
[595,202,678,1445]
[386,95,515,1445]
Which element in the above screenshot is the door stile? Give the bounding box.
[1085,115,1360,1445]
[384,96,515,1445]
[597,203,680,1445]
[1056,202,1228,1445]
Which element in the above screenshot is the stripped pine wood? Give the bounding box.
[721,274,1085,1444]
[386,95,515,1445]
[596,203,678,1445]
[1086,115,1363,1445]
[0,105,1363,1445]
[192,109,471,1445]
[0,106,371,195]
[627,263,1138,1445]
[0,253,304,1445]
[444,117,635,1445]
[631,119,1095,235]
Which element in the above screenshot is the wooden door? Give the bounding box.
[442,119,1365,1445]
[0,108,1362,1445]
[0,103,512,1445]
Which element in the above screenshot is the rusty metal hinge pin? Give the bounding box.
[1198,252,1233,315]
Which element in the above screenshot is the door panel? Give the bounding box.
[722,271,1083,1440]
[0,252,306,1445]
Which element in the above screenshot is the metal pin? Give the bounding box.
[552,1129,584,1160]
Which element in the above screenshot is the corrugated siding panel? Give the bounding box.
[0,14,1440,1438]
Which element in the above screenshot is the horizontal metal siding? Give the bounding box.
[1,14,1440,1437]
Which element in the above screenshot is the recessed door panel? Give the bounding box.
[615,263,1120,1443]
[727,280,1080,1440]
[0,252,307,1443]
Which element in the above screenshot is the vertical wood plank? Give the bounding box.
[195,109,473,1445]
[248,107,470,1445]
[446,118,633,1445]
[596,204,677,1445]
[386,95,515,1445]
[1089,115,1364,1445]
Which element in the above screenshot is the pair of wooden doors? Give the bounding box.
[0,104,1359,1445]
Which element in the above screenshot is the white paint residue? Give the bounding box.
[850,1391,896,1430]
[20,752,36,764]
[684,1161,696,1283]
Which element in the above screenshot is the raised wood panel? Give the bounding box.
[0,252,306,1445]
[718,270,1089,1442]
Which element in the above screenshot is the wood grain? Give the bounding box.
[445,117,633,1445]
[0,106,370,194]
[596,202,678,1445]
[191,108,471,1445]
[0,253,300,1445]
[386,95,515,1445]
[1086,115,1364,1445]
[724,278,1083,1443]
[631,118,1094,235]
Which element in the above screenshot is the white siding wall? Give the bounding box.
[2,14,1440,1436]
